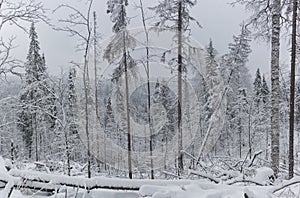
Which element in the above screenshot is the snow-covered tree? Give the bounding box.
[105,0,137,179]
[262,75,270,104]
[251,70,271,161]
[234,0,283,177]
[253,69,262,107]
[17,23,56,161]
[219,25,252,158]
[151,0,200,175]
[221,25,252,93]
[54,0,94,178]
[0,0,47,77]
[205,40,220,120]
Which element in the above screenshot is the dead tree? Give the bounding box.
[54,0,94,178]
[137,0,154,180]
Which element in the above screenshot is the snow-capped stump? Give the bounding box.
[0,156,14,197]
[253,167,274,185]
[4,159,13,172]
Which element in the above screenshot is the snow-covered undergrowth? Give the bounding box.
[1,156,300,198]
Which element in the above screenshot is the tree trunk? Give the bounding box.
[177,0,183,175]
[65,129,71,176]
[10,140,14,163]
[239,117,242,159]
[248,103,252,159]
[34,114,38,161]
[270,0,281,177]
[123,30,132,179]
[138,0,154,179]
[83,56,91,178]
[93,11,101,174]
[289,0,297,179]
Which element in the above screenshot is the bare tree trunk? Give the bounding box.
[266,126,269,160]
[138,0,154,179]
[83,9,92,178]
[123,30,133,179]
[289,0,297,179]
[83,57,91,178]
[93,11,101,174]
[177,0,183,175]
[35,115,38,161]
[239,117,242,159]
[10,140,14,163]
[64,128,71,176]
[248,103,252,159]
[271,0,281,177]
[53,0,94,178]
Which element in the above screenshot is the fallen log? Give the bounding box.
[6,169,193,192]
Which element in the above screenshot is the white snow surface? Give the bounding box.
[139,182,274,198]
[2,165,300,197]
[253,167,274,185]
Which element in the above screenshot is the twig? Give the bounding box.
[273,180,300,193]
[188,170,220,184]
[248,150,263,167]
[227,180,264,186]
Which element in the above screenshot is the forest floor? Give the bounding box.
[1,156,300,197]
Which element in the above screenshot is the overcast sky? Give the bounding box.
[4,0,291,79]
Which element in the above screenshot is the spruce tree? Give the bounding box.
[253,68,262,107]
[66,68,79,138]
[205,40,220,120]
[262,75,270,104]
[66,68,82,162]
[220,25,252,158]
[17,23,56,161]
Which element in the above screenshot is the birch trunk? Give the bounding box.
[270,0,281,177]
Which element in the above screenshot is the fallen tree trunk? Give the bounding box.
[3,169,194,193]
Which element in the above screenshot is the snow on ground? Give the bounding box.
[6,181,276,198]
[1,157,300,198]
[139,182,275,198]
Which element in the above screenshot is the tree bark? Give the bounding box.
[123,29,132,179]
[289,0,297,179]
[270,0,281,177]
[93,11,101,174]
[83,57,91,178]
[177,0,183,175]
[138,0,154,179]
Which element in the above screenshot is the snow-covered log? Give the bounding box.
[4,169,194,192]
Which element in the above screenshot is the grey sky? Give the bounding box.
[3,0,290,79]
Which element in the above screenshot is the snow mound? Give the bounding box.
[253,167,274,185]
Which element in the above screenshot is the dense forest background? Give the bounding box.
[0,0,300,185]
